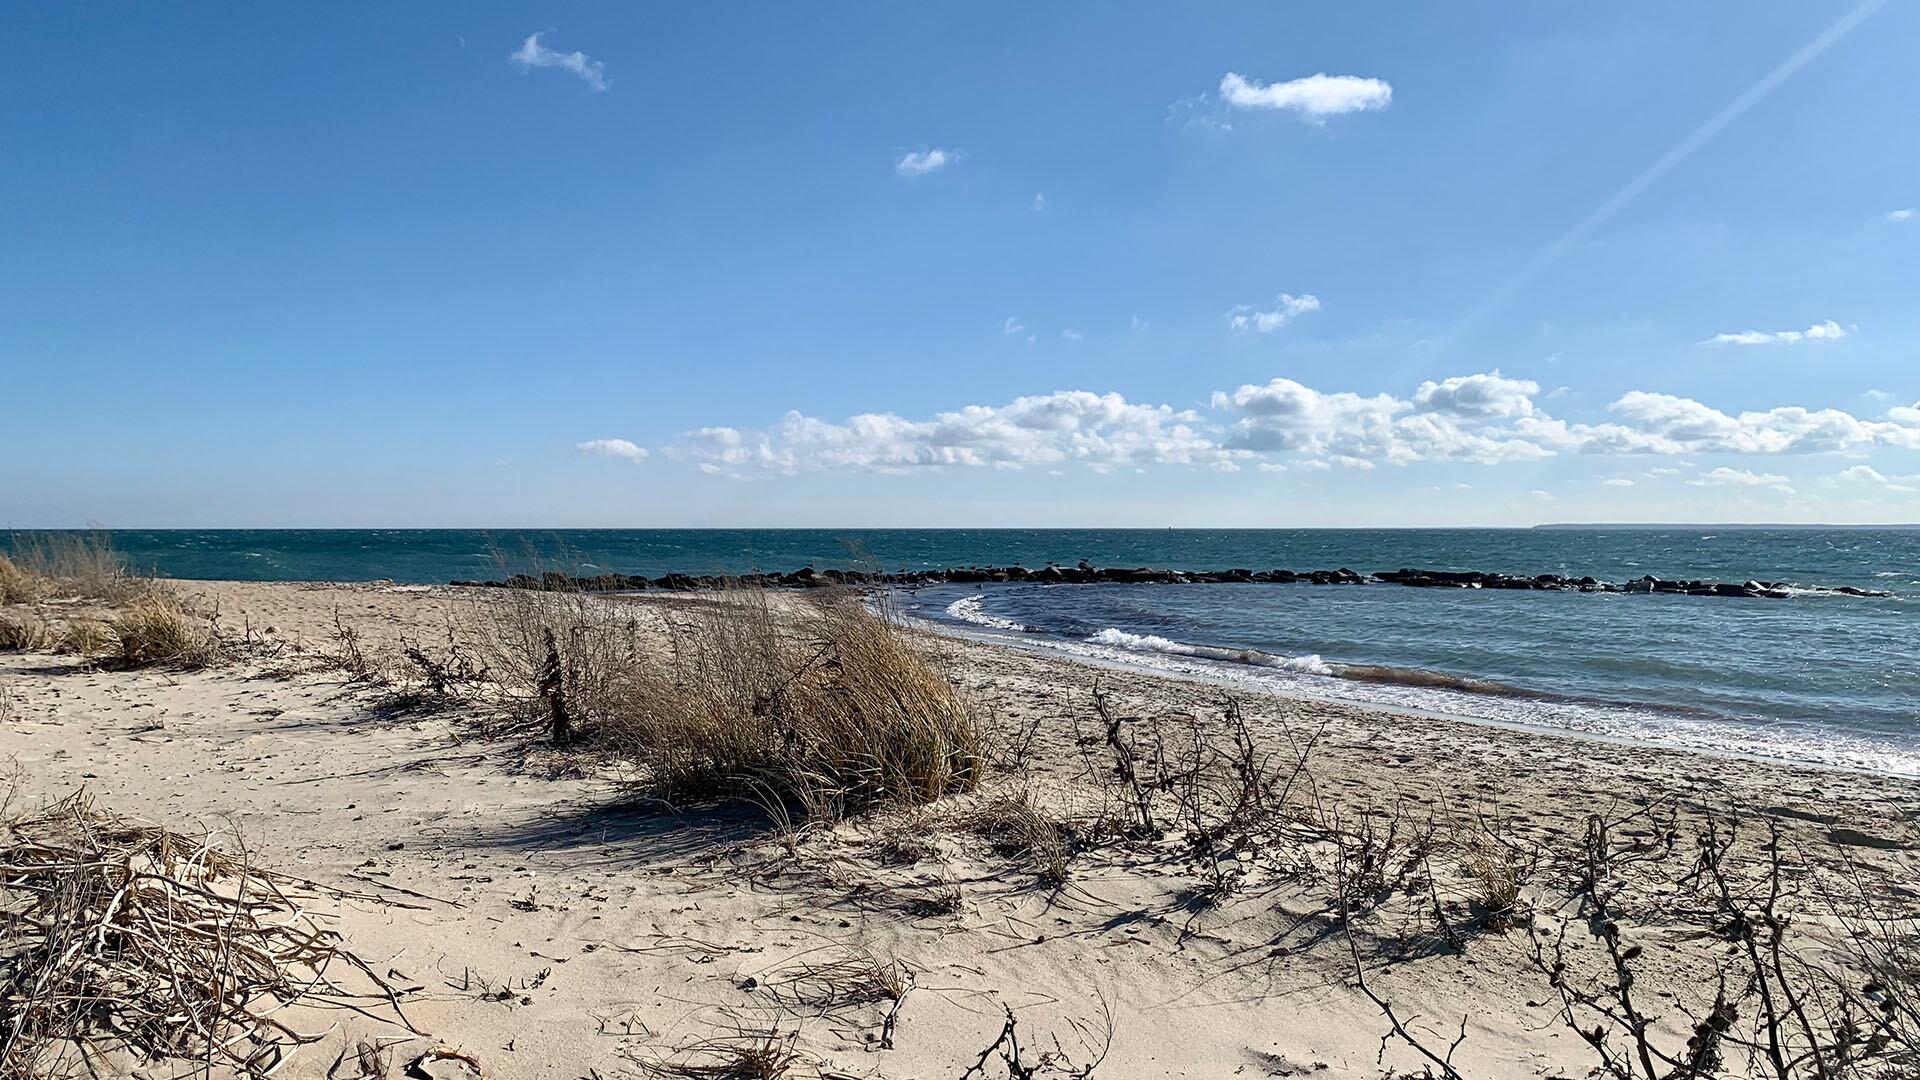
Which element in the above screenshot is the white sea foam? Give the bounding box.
[944,593,1031,633]
[1017,627,1920,778]
[1087,627,1334,675]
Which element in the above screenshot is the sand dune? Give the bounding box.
[2,580,1915,1078]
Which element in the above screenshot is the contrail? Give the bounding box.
[1452,0,1891,338]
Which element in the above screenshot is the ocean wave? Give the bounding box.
[1087,627,1333,675]
[1037,627,1919,778]
[1768,584,1857,598]
[944,594,1032,633]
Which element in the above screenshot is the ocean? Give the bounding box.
[9,528,1917,776]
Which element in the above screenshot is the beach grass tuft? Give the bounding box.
[107,593,217,668]
[965,789,1073,884]
[0,611,55,652]
[484,585,980,818]
[54,619,112,657]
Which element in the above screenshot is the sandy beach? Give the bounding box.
[3,578,1917,1079]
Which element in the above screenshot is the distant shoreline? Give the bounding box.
[1534,522,1920,530]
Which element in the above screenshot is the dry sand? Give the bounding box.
[2,580,1916,1079]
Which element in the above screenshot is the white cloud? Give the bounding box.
[1530,489,1557,502]
[510,32,608,91]
[678,391,1233,476]
[1688,467,1793,491]
[1699,320,1846,347]
[895,148,955,177]
[1839,464,1917,492]
[1218,72,1392,118]
[1411,371,1539,419]
[1032,193,1046,211]
[1501,393,1920,459]
[1214,376,1552,466]
[674,372,1920,478]
[1602,478,1635,487]
[576,438,648,461]
[1061,329,1083,342]
[1003,317,1025,336]
[1227,293,1321,333]
[1888,208,1914,222]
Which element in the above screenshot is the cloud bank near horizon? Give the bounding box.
[640,373,1920,483]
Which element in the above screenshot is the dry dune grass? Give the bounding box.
[2,531,150,605]
[1,534,224,668]
[485,585,981,818]
[0,610,55,652]
[0,554,42,606]
[106,593,219,669]
[54,619,112,656]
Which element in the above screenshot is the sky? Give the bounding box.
[4,2,1919,528]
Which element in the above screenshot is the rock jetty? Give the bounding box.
[453,562,1889,599]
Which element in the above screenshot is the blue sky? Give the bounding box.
[4,1,1918,527]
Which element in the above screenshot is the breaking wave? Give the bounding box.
[944,593,1033,633]
[1086,627,1334,675]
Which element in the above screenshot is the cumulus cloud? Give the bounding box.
[1218,72,1392,118]
[1213,376,1552,466]
[895,148,955,177]
[510,32,608,91]
[678,391,1232,476]
[1700,320,1846,347]
[577,438,648,461]
[673,372,1920,478]
[1227,293,1320,333]
[1602,478,1635,487]
[1689,467,1793,491]
[1888,208,1914,223]
[1411,371,1539,419]
[1498,393,1920,459]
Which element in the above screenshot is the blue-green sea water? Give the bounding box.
[7,528,1917,776]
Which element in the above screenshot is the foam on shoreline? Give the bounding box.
[917,590,1920,779]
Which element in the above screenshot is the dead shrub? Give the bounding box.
[479,587,645,735]
[0,794,411,1078]
[0,611,54,652]
[107,593,217,669]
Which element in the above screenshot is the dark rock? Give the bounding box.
[460,561,1886,602]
